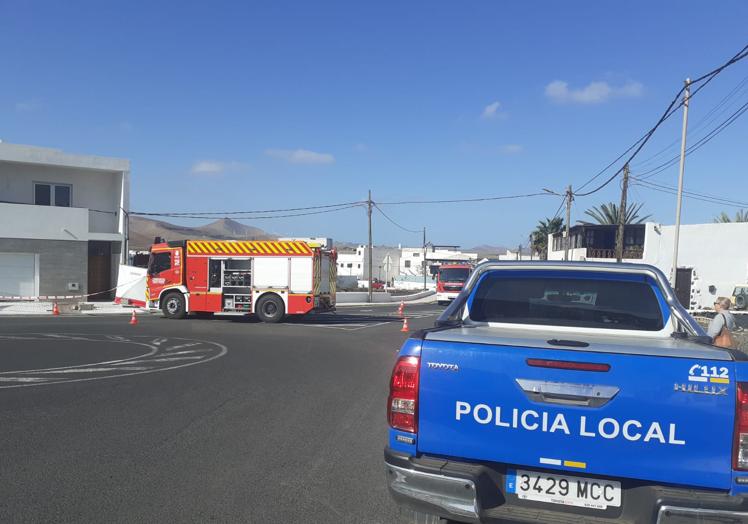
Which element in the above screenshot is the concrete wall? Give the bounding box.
[0,162,122,219]
[0,238,88,297]
[642,222,748,309]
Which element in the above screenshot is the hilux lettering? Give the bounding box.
[455,401,685,445]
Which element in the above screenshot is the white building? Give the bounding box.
[0,142,130,299]
[497,249,534,261]
[337,249,365,277]
[548,222,748,310]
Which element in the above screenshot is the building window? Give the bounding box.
[413,253,419,257]
[405,260,411,268]
[34,183,72,207]
[357,264,361,268]
[347,263,353,268]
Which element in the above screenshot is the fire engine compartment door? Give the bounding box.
[187,257,209,310]
[290,258,312,294]
[254,257,289,288]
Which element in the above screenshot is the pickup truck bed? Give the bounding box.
[385,262,748,524]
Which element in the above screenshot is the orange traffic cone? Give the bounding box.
[52,302,60,316]
[398,301,405,317]
[129,310,138,325]
[401,317,409,333]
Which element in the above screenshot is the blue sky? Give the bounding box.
[2,1,748,248]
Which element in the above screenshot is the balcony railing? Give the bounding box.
[586,247,644,259]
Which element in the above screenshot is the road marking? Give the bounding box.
[0,334,228,389]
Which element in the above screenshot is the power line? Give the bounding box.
[632,178,748,208]
[373,204,421,234]
[632,74,748,169]
[131,203,366,220]
[132,200,365,217]
[573,43,748,196]
[635,98,748,180]
[376,191,552,205]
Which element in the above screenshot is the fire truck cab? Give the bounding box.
[146,239,336,323]
[435,263,472,305]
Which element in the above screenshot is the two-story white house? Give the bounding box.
[0,142,130,300]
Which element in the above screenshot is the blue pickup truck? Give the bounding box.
[385,262,748,523]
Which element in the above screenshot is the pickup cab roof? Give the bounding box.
[438,261,705,338]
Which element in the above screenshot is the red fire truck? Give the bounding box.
[146,239,336,322]
[435,263,472,305]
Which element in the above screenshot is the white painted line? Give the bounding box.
[688,376,708,382]
[539,457,562,466]
[0,377,51,382]
[34,367,151,373]
[166,342,201,351]
[148,356,205,362]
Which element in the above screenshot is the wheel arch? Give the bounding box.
[158,285,190,311]
[253,291,288,314]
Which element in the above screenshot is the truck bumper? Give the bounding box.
[384,448,748,524]
[436,292,459,303]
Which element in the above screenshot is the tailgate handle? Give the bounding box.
[515,379,619,408]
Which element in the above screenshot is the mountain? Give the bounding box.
[129,217,273,250]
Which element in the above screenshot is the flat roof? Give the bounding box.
[0,142,130,172]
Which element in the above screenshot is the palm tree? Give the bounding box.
[714,210,748,223]
[530,217,564,260]
[581,202,651,225]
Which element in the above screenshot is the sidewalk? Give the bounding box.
[0,301,151,316]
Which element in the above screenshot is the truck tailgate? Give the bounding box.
[417,334,736,490]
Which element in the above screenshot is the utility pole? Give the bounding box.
[422,227,427,291]
[517,244,521,260]
[671,78,691,285]
[367,190,373,303]
[615,164,630,263]
[564,185,573,261]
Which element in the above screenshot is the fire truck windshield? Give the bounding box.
[148,252,172,275]
[439,267,470,282]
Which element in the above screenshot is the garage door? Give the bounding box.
[0,254,37,297]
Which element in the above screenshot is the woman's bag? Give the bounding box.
[713,313,738,349]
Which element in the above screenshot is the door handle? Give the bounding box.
[515,379,619,408]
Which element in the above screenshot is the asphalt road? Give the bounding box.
[0,304,444,523]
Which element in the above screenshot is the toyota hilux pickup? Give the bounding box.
[385,262,748,523]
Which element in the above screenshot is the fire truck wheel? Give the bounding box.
[161,292,186,319]
[256,293,285,323]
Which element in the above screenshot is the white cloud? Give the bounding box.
[191,160,250,175]
[481,101,503,119]
[265,148,335,165]
[499,144,523,155]
[545,80,643,104]
[15,100,41,112]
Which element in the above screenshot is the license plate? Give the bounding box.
[506,469,621,510]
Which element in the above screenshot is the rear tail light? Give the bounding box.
[388,356,420,433]
[734,383,748,470]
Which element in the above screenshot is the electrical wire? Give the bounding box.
[132,203,366,220]
[632,178,748,208]
[573,43,748,196]
[632,74,748,169]
[376,191,552,205]
[635,98,748,180]
[551,195,567,220]
[132,200,366,217]
[373,204,421,234]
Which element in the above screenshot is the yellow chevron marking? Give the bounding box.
[236,242,249,254]
[203,242,216,254]
[563,460,587,469]
[288,242,302,254]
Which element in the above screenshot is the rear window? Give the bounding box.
[469,274,664,331]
